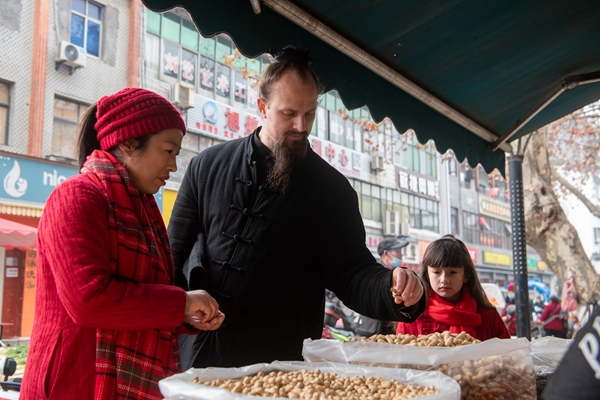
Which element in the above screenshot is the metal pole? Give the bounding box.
[508,154,530,339]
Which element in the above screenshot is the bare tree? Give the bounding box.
[523,101,600,303]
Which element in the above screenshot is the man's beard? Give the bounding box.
[267,131,309,194]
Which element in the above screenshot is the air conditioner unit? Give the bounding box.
[399,222,411,236]
[371,155,385,171]
[57,40,86,68]
[172,83,195,109]
[383,210,400,236]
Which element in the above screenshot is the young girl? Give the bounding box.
[396,235,510,340]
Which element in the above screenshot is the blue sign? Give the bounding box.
[0,154,78,205]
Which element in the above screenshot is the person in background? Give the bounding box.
[396,235,510,341]
[168,47,426,369]
[539,295,568,338]
[351,237,412,336]
[377,238,409,269]
[21,88,225,400]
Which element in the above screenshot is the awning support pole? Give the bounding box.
[493,70,600,151]
[262,0,513,153]
[508,154,530,339]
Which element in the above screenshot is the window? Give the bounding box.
[463,211,510,249]
[406,135,420,173]
[71,0,102,57]
[407,194,439,232]
[448,155,457,176]
[463,211,479,245]
[348,180,385,222]
[425,144,437,179]
[451,207,459,235]
[52,98,89,161]
[594,227,600,244]
[0,82,9,145]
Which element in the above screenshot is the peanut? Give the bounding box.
[192,369,439,399]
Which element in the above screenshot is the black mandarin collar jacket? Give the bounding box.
[169,128,426,369]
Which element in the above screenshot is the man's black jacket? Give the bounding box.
[168,130,426,368]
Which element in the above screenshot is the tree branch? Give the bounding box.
[551,168,600,218]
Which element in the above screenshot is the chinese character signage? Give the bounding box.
[187,95,263,140]
[479,195,511,222]
[394,166,439,201]
[467,247,478,263]
[187,94,371,180]
[0,153,77,205]
[366,234,383,253]
[483,251,511,266]
[309,137,370,180]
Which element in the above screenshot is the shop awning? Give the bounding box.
[142,0,600,173]
[0,218,37,250]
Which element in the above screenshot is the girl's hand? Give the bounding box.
[391,268,424,307]
[185,290,226,330]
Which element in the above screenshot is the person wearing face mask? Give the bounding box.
[377,238,409,270]
[352,238,411,336]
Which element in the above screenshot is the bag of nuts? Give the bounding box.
[159,360,461,400]
[303,336,536,400]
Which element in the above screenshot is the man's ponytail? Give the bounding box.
[77,103,100,169]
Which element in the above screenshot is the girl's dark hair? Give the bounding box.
[420,234,494,308]
[77,103,155,169]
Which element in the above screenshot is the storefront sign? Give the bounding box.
[366,234,383,253]
[395,166,439,201]
[537,261,547,271]
[187,96,262,140]
[403,242,420,265]
[310,137,369,180]
[527,257,538,270]
[479,195,511,222]
[187,95,370,180]
[467,247,478,263]
[483,251,511,266]
[5,268,18,278]
[0,154,77,205]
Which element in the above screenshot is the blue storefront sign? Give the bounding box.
[0,154,78,205]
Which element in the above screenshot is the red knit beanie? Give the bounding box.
[95,87,186,150]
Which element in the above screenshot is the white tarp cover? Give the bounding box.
[302,337,530,366]
[159,360,461,400]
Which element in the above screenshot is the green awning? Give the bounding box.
[142,0,600,173]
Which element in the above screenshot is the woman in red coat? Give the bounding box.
[540,296,567,338]
[21,88,225,400]
[396,235,510,341]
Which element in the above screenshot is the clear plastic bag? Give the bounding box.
[303,337,536,400]
[159,360,461,400]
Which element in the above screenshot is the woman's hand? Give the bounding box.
[185,290,225,330]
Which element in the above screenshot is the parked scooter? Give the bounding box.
[0,356,20,399]
[323,291,362,341]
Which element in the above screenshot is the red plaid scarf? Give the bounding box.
[82,150,179,399]
[426,287,482,338]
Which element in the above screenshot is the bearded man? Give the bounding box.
[169,47,426,369]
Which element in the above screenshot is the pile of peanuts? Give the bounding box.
[341,331,535,400]
[348,331,481,347]
[193,369,439,399]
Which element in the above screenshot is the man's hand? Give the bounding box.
[185,290,226,331]
[391,268,423,307]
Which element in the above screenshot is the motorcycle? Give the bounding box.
[0,356,20,399]
[323,291,362,341]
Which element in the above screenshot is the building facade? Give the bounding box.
[0,1,556,338]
